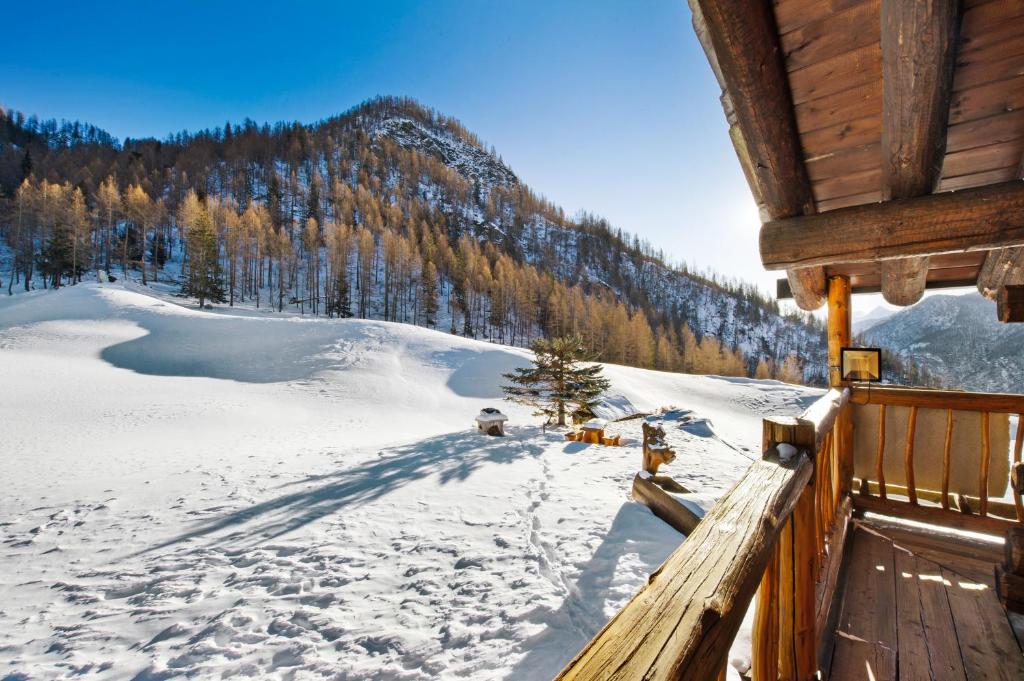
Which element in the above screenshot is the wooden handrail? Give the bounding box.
[558,389,849,681]
[851,384,1024,413]
[555,453,813,680]
[755,388,850,681]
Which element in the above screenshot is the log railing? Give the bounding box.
[556,388,849,680]
[850,385,1024,535]
[752,388,852,680]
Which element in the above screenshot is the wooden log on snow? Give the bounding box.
[631,474,701,536]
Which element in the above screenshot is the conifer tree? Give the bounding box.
[502,335,611,426]
[179,191,225,308]
[421,259,439,327]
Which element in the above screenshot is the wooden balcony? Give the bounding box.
[557,385,1024,680]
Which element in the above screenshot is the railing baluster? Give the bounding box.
[1015,413,1024,522]
[876,404,887,499]
[942,409,953,510]
[905,406,918,505]
[752,545,780,681]
[980,411,990,517]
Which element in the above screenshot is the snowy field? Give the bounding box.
[0,283,819,680]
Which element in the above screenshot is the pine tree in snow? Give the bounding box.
[502,335,611,427]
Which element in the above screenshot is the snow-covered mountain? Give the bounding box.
[2,96,830,383]
[861,292,1024,392]
[852,305,897,335]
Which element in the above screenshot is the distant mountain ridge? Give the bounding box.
[2,96,834,381]
[861,293,1024,392]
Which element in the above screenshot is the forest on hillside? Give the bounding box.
[0,97,937,386]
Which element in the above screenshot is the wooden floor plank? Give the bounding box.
[831,527,898,680]
[893,546,967,681]
[830,631,897,681]
[942,566,1024,680]
[830,518,1024,680]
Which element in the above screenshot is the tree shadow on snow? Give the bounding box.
[134,428,547,555]
[507,502,683,679]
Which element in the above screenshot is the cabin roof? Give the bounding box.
[691,0,1024,312]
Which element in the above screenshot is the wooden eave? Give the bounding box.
[693,0,1024,313]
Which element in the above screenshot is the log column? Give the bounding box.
[828,277,855,498]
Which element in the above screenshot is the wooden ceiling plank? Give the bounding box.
[806,142,883,182]
[949,74,1024,125]
[795,81,882,134]
[813,167,884,202]
[879,0,961,305]
[772,0,866,35]
[817,190,883,213]
[802,115,881,158]
[938,166,1020,191]
[946,110,1024,154]
[760,180,1024,270]
[953,42,1024,91]
[789,43,882,106]
[780,0,880,72]
[942,138,1024,178]
[692,0,826,310]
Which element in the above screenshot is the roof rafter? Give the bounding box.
[879,0,961,305]
[690,0,827,310]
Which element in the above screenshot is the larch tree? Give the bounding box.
[179,191,225,308]
[502,335,611,427]
[95,176,120,274]
[776,354,804,385]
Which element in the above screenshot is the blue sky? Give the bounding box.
[2,1,771,295]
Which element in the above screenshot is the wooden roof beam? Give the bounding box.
[690,0,826,311]
[760,180,1024,272]
[879,0,961,305]
[977,154,1024,301]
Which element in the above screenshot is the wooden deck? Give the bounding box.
[827,517,1024,680]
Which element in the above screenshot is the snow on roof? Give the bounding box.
[475,410,508,423]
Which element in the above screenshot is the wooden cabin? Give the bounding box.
[557,1,1024,679]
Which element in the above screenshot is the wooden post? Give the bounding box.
[827,276,851,388]
[827,276,855,499]
[761,415,818,681]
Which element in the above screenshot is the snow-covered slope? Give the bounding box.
[861,292,1024,392]
[0,284,819,680]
